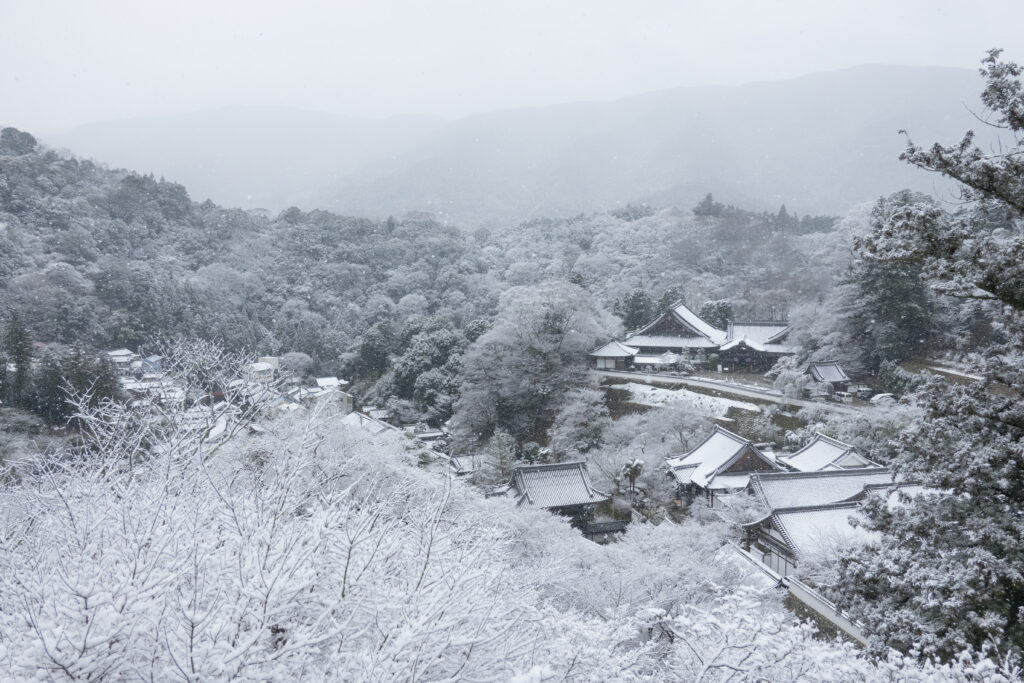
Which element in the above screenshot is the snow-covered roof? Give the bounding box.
[630,300,726,347]
[778,433,878,472]
[807,361,850,384]
[760,503,876,557]
[509,461,609,509]
[718,322,792,354]
[719,337,768,352]
[670,425,776,488]
[341,411,398,434]
[589,340,639,357]
[671,301,728,344]
[706,473,751,490]
[716,542,784,589]
[763,343,796,354]
[316,376,341,388]
[749,468,893,510]
[624,334,719,349]
[726,322,790,345]
[106,348,136,360]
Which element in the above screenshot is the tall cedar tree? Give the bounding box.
[832,50,1024,661]
[3,311,32,407]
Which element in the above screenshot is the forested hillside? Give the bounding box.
[4,49,1024,678]
[0,128,844,401]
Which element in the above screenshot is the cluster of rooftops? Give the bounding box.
[590,300,793,370]
[494,422,906,576]
[668,424,908,576]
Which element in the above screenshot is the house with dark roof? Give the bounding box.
[806,361,851,392]
[666,425,781,506]
[498,462,610,523]
[777,433,880,472]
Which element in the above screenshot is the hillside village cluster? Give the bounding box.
[123,305,890,587]
[2,302,928,645]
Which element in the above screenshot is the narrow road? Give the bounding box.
[591,369,866,416]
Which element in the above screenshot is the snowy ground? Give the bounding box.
[921,364,983,381]
[621,381,760,415]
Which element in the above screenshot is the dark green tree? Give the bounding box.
[0,127,37,156]
[658,286,684,312]
[3,310,32,407]
[692,193,724,217]
[616,288,653,331]
[835,192,937,373]
[833,50,1024,662]
[698,300,733,330]
[33,345,121,426]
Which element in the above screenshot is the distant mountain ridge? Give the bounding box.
[49,65,986,226]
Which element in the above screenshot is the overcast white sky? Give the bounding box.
[2,0,1022,134]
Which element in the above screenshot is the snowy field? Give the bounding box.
[621,381,760,415]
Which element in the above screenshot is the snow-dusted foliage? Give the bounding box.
[452,281,619,445]
[2,358,1011,680]
[832,50,1024,663]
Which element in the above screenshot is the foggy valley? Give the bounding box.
[1,1,1024,680]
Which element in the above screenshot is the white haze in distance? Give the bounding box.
[1,0,1022,133]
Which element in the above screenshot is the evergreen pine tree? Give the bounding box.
[616,288,653,331]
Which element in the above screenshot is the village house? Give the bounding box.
[341,410,400,436]
[590,300,793,372]
[776,433,880,472]
[717,321,793,372]
[247,360,277,383]
[106,348,139,376]
[666,425,780,507]
[315,376,349,389]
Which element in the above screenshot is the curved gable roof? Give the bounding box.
[671,301,728,344]
[590,340,639,357]
[779,433,878,472]
[673,425,777,487]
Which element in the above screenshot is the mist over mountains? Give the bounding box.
[50,65,983,226]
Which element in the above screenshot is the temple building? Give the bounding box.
[742,467,892,576]
[666,425,781,506]
[776,433,880,472]
[805,361,852,393]
[493,461,610,522]
[590,300,793,372]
